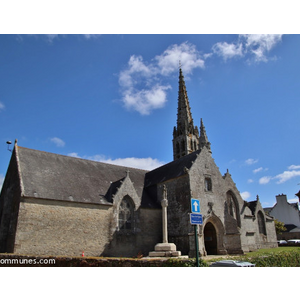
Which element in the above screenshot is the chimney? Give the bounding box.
[276,193,288,204]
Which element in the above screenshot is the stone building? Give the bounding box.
[265,194,300,240]
[0,69,277,257]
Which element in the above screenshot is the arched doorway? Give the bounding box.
[204,222,217,255]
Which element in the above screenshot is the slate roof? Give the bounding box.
[16,146,149,206]
[145,149,200,187]
[12,145,203,209]
[247,200,258,215]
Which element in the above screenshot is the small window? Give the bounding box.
[205,178,212,192]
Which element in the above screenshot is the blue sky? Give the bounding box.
[0,34,299,208]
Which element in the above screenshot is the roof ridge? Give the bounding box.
[17,146,149,173]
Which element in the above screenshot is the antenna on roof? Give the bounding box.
[6,141,12,152]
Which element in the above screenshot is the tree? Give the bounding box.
[274,219,286,235]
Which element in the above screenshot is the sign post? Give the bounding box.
[194,226,200,267]
[190,198,202,267]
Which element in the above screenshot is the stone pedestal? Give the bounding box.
[148,243,181,257]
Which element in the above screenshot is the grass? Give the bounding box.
[206,247,300,267]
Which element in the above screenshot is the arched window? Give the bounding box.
[257,211,267,235]
[226,191,241,227]
[118,196,134,231]
[205,177,212,192]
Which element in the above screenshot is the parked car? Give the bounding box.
[209,260,255,267]
[277,240,288,245]
[287,239,300,245]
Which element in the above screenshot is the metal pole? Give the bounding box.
[194,225,200,267]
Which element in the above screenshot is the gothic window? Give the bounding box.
[118,196,134,231]
[226,191,241,227]
[205,177,212,192]
[257,211,267,235]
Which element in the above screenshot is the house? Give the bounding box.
[265,193,300,240]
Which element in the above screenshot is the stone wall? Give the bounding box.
[102,207,162,257]
[14,198,113,257]
[13,198,162,258]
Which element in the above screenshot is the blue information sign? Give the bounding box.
[190,213,203,225]
[191,198,200,213]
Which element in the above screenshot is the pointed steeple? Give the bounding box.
[177,68,193,127]
[199,118,211,152]
[173,68,200,160]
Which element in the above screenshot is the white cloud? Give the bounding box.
[274,170,300,184]
[241,191,251,200]
[68,152,80,158]
[241,34,283,62]
[0,102,5,111]
[288,197,299,203]
[98,157,165,171]
[119,42,205,115]
[211,34,283,63]
[122,85,171,115]
[155,42,205,75]
[67,153,165,171]
[288,165,300,170]
[118,36,283,115]
[247,179,254,183]
[259,176,272,185]
[253,167,268,174]
[50,137,65,147]
[245,158,258,165]
[253,167,263,174]
[258,165,300,185]
[0,174,4,191]
[212,41,243,61]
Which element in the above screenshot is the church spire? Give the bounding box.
[177,68,193,127]
[173,68,200,160]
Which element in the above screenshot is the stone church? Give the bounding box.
[0,69,277,258]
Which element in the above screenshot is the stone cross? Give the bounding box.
[148,184,181,257]
[161,185,168,244]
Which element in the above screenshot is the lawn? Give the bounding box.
[243,246,300,257]
[206,246,300,267]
